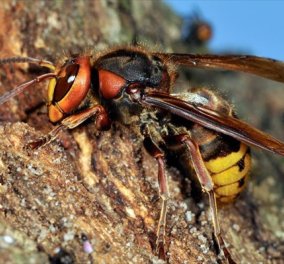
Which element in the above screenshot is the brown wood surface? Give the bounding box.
[0,1,283,263]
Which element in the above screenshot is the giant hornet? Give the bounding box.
[184,11,213,46]
[0,46,284,263]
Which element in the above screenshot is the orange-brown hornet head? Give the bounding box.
[47,56,91,123]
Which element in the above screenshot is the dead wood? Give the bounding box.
[0,1,283,263]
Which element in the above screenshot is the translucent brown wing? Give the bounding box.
[142,91,284,156]
[154,53,284,83]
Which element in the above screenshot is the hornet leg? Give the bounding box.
[28,105,110,149]
[166,133,236,264]
[143,134,169,260]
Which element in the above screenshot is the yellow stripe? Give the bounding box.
[212,153,251,186]
[218,195,237,203]
[215,176,248,197]
[47,78,57,104]
[205,143,248,173]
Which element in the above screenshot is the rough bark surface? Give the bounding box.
[0,1,283,264]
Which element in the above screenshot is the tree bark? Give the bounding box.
[0,1,283,263]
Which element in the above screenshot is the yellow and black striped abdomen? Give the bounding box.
[182,88,251,203]
[199,134,251,203]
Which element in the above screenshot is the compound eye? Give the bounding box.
[53,64,79,101]
[47,56,91,123]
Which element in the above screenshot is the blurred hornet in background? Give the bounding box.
[0,46,284,263]
[183,11,213,46]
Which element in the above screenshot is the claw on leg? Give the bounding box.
[207,190,236,264]
[26,104,110,149]
[27,124,64,149]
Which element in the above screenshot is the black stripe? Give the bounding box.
[236,149,251,172]
[238,177,246,188]
[200,134,241,162]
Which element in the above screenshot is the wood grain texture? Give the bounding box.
[0,1,283,263]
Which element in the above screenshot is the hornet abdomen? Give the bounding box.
[189,88,251,203]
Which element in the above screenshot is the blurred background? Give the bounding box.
[165,0,284,60]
